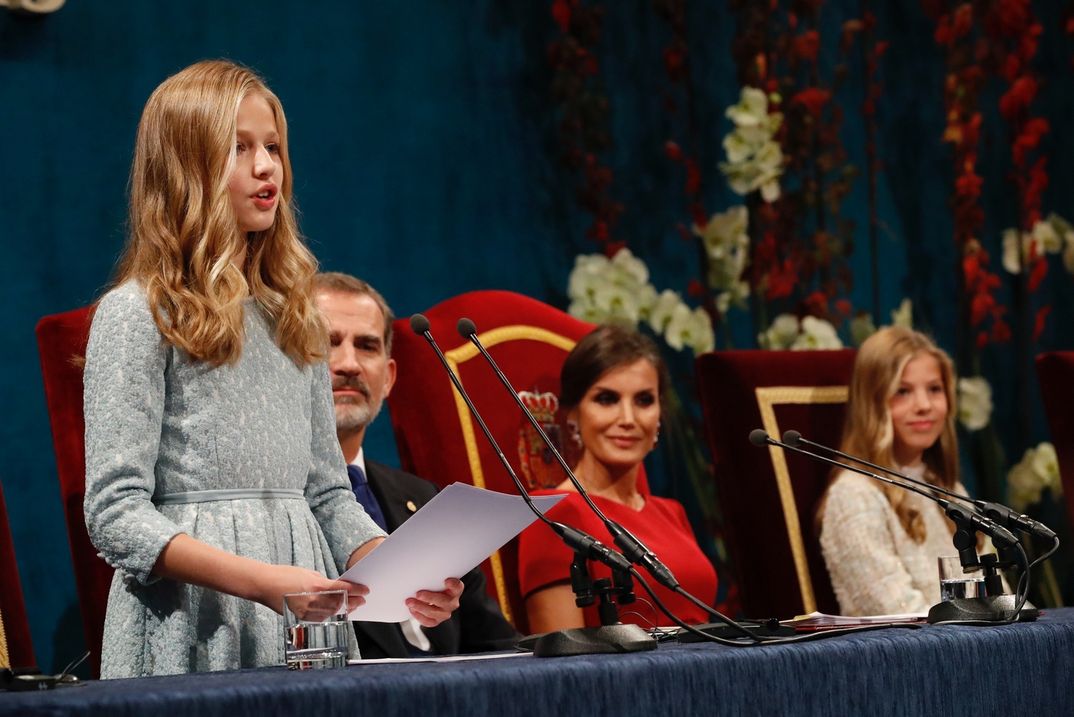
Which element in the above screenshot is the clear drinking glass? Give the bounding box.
[937,556,985,601]
[282,590,349,670]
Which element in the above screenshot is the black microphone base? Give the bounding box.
[525,624,658,657]
[926,595,1039,624]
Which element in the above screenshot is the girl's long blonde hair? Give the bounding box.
[113,59,324,366]
[821,326,959,542]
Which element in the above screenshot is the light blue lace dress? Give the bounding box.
[83,282,385,678]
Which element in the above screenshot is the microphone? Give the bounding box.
[408,314,633,574]
[749,430,1018,549]
[456,317,680,591]
[781,430,1057,541]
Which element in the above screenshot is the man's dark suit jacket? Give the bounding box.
[353,460,520,658]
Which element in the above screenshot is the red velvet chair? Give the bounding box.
[0,480,36,670]
[1035,352,1074,531]
[387,290,645,634]
[696,349,857,619]
[35,306,112,678]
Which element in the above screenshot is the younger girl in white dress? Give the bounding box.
[818,326,968,615]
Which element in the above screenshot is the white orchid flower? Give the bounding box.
[723,132,755,164]
[1032,220,1062,254]
[1008,442,1062,511]
[721,87,784,201]
[686,306,715,354]
[957,376,993,431]
[567,298,608,323]
[694,205,748,246]
[891,298,913,328]
[567,254,611,300]
[725,87,769,127]
[664,304,713,354]
[850,313,877,346]
[635,284,658,319]
[759,313,800,349]
[791,316,843,350]
[608,247,649,286]
[760,178,781,203]
[648,289,683,334]
[1001,229,1025,274]
[592,282,646,325]
[1064,235,1074,274]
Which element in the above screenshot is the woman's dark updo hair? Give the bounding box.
[560,324,670,413]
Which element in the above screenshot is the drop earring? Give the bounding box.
[567,419,582,449]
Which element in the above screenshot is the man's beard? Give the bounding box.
[333,376,384,432]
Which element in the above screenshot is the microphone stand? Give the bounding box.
[749,430,1035,624]
[783,430,1058,543]
[780,430,1047,622]
[409,314,656,656]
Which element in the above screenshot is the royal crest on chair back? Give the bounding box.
[517,390,569,490]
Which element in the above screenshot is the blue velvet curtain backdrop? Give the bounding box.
[2,1,1072,673]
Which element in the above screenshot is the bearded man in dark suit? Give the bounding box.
[313,272,519,658]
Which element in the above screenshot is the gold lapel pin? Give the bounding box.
[405,500,418,513]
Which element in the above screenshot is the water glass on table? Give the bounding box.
[937,556,985,601]
[282,589,349,670]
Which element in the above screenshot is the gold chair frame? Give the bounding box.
[443,324,577,623]
[755,385,848,614]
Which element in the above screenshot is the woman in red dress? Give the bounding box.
[517,325,717,632]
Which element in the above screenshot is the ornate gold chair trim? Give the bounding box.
[0,607,9,669]
[755,385,849,614]
[443,325,578,625]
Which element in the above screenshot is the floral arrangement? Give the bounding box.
[1001,213,1074,340]
[566,249,714,354]
[1007,442,1062,513]
[757,314,842,350]
[719,87,783,202]
[692,206,752,315]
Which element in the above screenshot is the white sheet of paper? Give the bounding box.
[339,482,565,622]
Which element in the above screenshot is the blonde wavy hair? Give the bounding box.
[820,326,959,543]
[113,59,324,366]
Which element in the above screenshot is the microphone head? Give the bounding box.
[409,313,431,335]
[748,429,770,447]
[457,317,478,338]
[782,430,802,447]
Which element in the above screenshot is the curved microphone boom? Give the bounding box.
[408,314,631,573]
[749,430,1017,548]
[781,430,1057,542]
[751,428,1033,624]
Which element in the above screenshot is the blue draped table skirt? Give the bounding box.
[5,608,1074,716]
